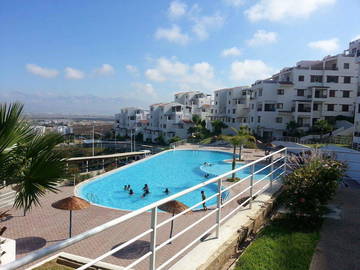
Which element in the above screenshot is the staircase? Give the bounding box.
[0,190,15,209]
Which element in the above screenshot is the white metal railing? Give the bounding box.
[1,148,288,270]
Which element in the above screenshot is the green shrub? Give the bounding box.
[283,153,346,222]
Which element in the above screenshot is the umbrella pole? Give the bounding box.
[69,210,72,238]
[169,212,175,244]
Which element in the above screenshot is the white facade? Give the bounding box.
[248,43,359,139]
[114,107,149,137]
[143,102,193,143]
[55,125,73,135]
[210,86,251,134]
[350,39,360,147]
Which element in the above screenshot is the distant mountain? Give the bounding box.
[0,91,145,115]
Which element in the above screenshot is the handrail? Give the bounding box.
[0,147,286,270]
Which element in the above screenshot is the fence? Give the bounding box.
[1,148,288,270]
[169,139,187,149]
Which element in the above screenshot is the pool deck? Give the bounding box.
[0,146,272,269]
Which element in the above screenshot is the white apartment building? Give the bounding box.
[143,102,193,143]
[349,38,360,147]
[174,91,213,119]
[114,107,149,137]
[210,86,251,134]
[55,125,73,135]
[248,42,359,139]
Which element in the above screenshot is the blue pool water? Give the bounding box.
[77,150,271,211]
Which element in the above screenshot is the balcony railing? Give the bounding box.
[2,149,287,270]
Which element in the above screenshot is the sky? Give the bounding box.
[0,0,359,115]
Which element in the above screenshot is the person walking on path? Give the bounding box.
[201,191,207,211]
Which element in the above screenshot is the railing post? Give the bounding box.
[149,207,158,270]
[86,160,89,173]
[284,148,288,176]
[250,164,254,208]
[216,178,222,239]
[270,155,274,189]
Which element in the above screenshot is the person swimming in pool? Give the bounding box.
[143,184,149,193]
[124,185,127,191]
[129,189,134,195]
[164,188,170,194]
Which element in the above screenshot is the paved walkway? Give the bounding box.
[310,180,360,270]
[0,147,274,270]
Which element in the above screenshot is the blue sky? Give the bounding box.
[0,0,359,114]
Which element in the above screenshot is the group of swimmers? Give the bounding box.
[203,162,212,167]
[123,184,170,197]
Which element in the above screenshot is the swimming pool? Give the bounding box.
[77,150,270,211]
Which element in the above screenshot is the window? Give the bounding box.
[257,104,262,111]
[232,109,236,114]
[313,103,319,111]
[264,104,276,111]
[277,89,284,95]
[342,104,349,112]
[251,104,254,109]
[277,103,283,109]
[215,93,218,97]
[242,90,247,96]
[251,117,253,123]
[227,109,230,114]
[297,89,305,96]
[344,63,350,69]
[298,75,304,81]
[232,118,235,123]
[311,75,323,83]
[276,117,283,123]
[257,116,261,123]
[358,104,360,113]
[228,91,231,95]
[329,90,336,97]
[327,104,335,111]
[327,76,339,83]
[258,89,263,96]
[228,100,231,104]
[215,101,218,105]
[344,76,351,84]
[343,91,350,98]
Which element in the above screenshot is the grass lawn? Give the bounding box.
[235,218,320,270]
[303,143,351,148]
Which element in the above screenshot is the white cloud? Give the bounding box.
[145,69,166,82]
[155,25,190,45]
[94,64,115,75]
[126,65,138,74]
[26,64,59,78]
[145,57,219,90]
[223,0,245,7]
[132,82,157,98]
[168,1,187,19]
[247,30,278,47]
[230,59,275,83]
[308,38,339,53]
[191,13,225,40]
[245,0,336,22]
[351,35,360,41]
[221,47,242,57]
[64,67,85,80]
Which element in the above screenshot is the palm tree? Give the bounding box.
[221,135,242,181]
[230,127,256,161]
[0,103,66,215]
[211,120,228,136]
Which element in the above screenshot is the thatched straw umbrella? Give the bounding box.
[52,196,90,238]
[159,200,189,243]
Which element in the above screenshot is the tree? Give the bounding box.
[231,127,256,161]
[169,136,181,144]
[221,135,242,181]
[0,103,66,215]
[188,115,210,140]
[314,119,333,140]
[211,120,228,136]
[286,121,300,137]
[135,132,144,142]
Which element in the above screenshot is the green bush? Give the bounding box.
[283,155,346,222]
